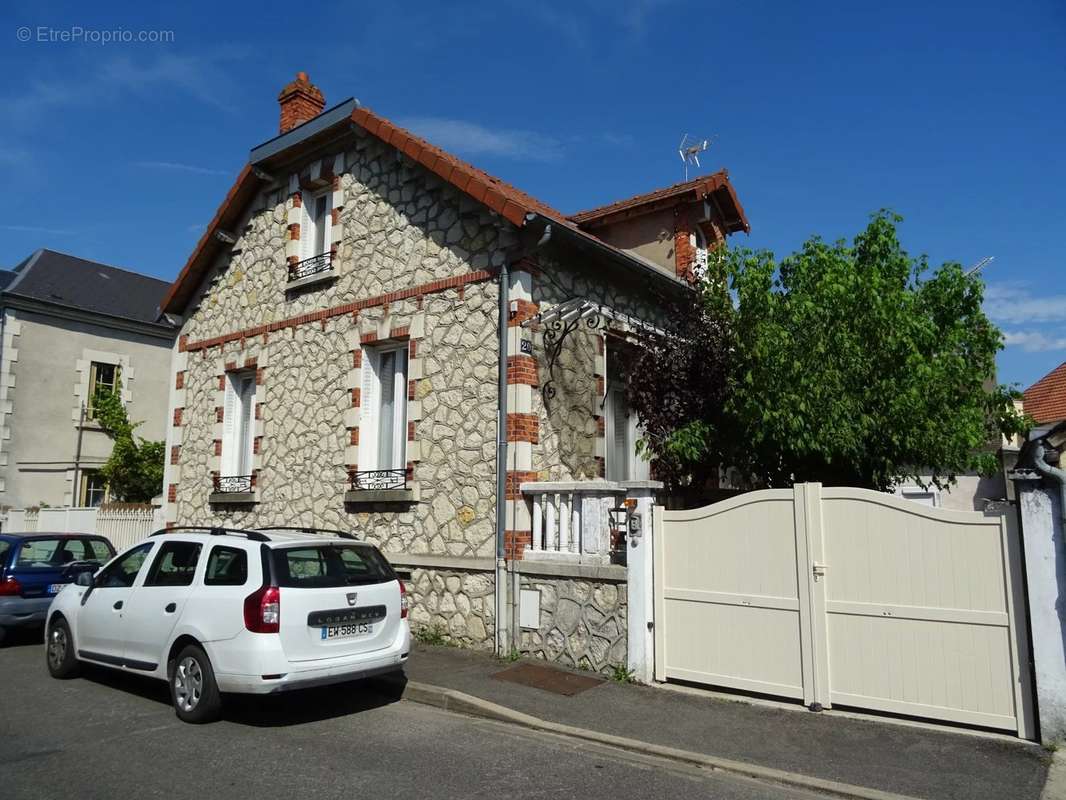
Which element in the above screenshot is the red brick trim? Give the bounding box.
[505,470,538,500]
[175,371,185,390]
[506,412,539,444]
[506,354,538,386]
[172,408,183,427]
[508,299,539,327]
[182,271,493,353]
[170,445,181,465]
[504,530,532,560]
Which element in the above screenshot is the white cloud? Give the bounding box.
[984,283,1066,324]
[397,117,564,162]
[1002,330,1066,352]
[0,224,75,235]
[134,161,229,176]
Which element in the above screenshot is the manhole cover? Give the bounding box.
[492,662,604,696]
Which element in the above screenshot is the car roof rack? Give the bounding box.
[149,526,271,542]
[255,526,359,541]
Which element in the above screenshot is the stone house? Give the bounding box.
[0,249,177,511]
[159,73,749,671]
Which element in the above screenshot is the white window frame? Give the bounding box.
[604,379,650,483]
[79,470,108,507]
[87,361,120,420]
[221,370,256,478]
[359,343,408,474]
[301,188,332,263]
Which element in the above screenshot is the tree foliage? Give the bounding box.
[623,211,1027,491]
[91,385,165,503]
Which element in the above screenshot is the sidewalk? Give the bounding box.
[396,644,1049,800]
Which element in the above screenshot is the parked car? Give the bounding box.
[0,533,115,644]
[44,527,411,723]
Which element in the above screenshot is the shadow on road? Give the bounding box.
[75,657,408,727]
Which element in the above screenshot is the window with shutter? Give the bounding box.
[606,384,629,481]
[358,344,408,476]
[222,371,256,478]
[300,189,331,262]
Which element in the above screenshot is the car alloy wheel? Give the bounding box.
[174,655,204,712]
[47,625,67,670]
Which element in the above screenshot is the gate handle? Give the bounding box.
[812,562,827,581]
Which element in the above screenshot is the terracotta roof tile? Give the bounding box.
[1023,361,1066,424]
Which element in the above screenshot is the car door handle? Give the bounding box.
[113,601,123,610]
[164,603,177,613]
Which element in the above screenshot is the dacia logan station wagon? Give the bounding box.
[44,527,410,722]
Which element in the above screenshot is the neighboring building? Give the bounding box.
[0,250,178,510]
[159,72,748,670]
[1024,361,1066,426]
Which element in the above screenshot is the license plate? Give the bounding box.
[47,584,64,595]
[321,622,373,640]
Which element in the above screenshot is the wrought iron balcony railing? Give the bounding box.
[288,251,333,282]
[349,469,407,491]
[214,474,253,494]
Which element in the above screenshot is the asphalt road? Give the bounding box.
[0,631,828,800]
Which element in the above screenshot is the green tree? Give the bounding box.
[91,384,165,502]
[624,211,1027,491]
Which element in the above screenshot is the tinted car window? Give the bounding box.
[204,546,247,586]
[85,538,115,562]
[0,540,10,566]
[144,542,203,588]
[15,538,88,568]
[96,543,153,588]
[273,544,394,588]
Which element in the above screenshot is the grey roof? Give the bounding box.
[2,249,176,328]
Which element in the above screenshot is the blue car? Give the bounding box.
[0,533,115,643]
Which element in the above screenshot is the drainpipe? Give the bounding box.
[495,222,552,655]
[1032,441,1066,534]
[495,256,510,655]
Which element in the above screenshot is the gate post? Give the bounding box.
[624,481,662,684]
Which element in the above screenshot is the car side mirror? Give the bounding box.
[75,571,94,587]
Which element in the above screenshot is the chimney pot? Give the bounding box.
[278,71,326,134]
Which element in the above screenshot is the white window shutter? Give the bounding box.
[238,376,255,475]
[393,349,408,469]
[359,349,377,471]
[606,385,628,481]
[322,192,332,254]
[300,194,314,262]
[221,375,238,476]
[377,350,397,469]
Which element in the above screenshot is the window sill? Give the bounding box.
[208,492,257,505]
[285,270,336,292]
[344,488,418,505]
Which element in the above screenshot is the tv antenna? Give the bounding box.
[679,134,711,180]
[965,256,994,276]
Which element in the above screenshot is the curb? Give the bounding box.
[402,681,924,800]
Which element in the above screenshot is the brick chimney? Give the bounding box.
[277,71,325,134]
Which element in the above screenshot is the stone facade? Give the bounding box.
[165,121,666,661]
[519,572,628,673]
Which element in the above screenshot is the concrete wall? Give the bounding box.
[591,208,676,275]
[1014,477,1066,743]
[1,308,174,509]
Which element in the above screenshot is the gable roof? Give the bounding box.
[161,101,749,314]
[3,249,176,329]
[568,172,749,233]
[1024,361,1066,425]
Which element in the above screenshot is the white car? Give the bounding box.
[44,527,411,723]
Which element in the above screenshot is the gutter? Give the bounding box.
[1032,441,1066,534]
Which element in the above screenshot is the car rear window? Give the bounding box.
[272,544,395,588]
[14,538,93,568]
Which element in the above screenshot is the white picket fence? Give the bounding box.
[3,504,161,551]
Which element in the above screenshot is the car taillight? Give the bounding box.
[0,577,21,596]
[399,579,409,619]
[244,585,280,633]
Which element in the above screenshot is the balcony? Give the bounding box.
[286,252,334,290]
[209,474,256,505]
[521,481,635,564]
[344,469,417,505]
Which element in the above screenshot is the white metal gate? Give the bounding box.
[653,483,1035,737]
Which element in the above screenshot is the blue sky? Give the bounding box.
[1,0,1063,389]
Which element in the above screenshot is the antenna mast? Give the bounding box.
[678,134,711,180]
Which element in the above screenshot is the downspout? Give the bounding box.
[495,222,552,655]
[1032,441,1066,534]
[495,256,510,655]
